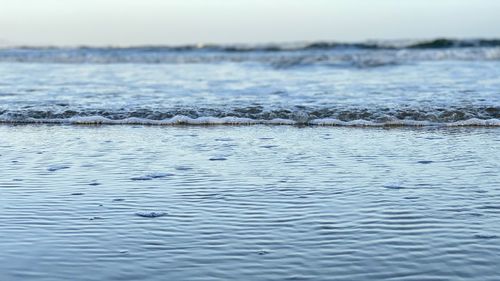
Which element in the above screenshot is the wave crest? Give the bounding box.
[1,39,500,67]
[1,106,498,127]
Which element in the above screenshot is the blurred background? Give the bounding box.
[1,0,500,46]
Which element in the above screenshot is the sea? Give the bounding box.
[0,39,499,280]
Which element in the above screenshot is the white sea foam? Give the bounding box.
[1,115,498,127]
[446,118,500,127]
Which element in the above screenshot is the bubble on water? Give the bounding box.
[175,166,192,171]
[88,216,103,220]
[383,183,405,189]
[257,249,270,255]
[147,172,174,178]
[209,157,227,161]
[215,138,233,142]
[131,172,174,181]
[130,176,153,181]
[135,211,167,218]
[47,165,70,172]
[474,234,497,239]
[260,145,278,148]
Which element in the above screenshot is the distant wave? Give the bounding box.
[1,105,498,127]
[4,38,500,51]
[1,39,500,67]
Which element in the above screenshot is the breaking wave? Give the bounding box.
[1,39,500,67]
[1,106,498,127]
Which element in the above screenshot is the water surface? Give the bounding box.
[0,125,499,281]
[1,39,499,280]
[0,39,498,126]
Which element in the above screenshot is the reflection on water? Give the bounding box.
[0,125,499,281]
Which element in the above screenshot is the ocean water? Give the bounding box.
[0,39,499,126]
[0,39,499,280]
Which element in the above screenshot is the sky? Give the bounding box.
[1,0,500,46]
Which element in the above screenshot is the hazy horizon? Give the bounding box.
[1,0,500,46]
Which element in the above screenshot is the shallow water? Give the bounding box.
[0,125,499,281]
[0,41,499,125]
[1,40,500,280]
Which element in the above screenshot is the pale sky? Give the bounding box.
[1,0,500,46]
